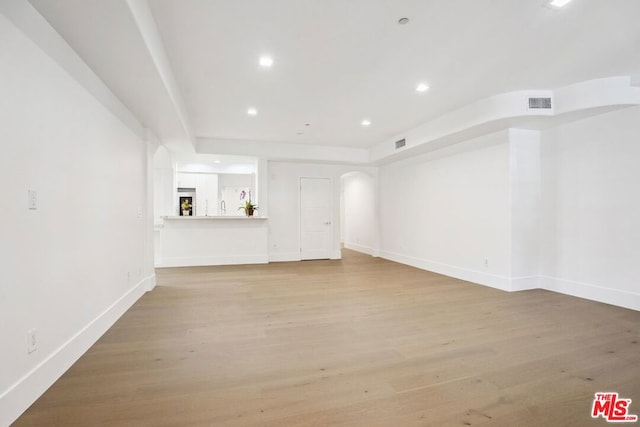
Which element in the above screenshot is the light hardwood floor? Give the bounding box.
[15,250,640,426]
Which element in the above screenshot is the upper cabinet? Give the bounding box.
[176,172,197,188]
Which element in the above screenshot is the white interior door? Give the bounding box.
[300,177,332,260]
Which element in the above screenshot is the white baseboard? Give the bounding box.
[539,276,640,311]
[510,275,539,291]
[0,274,154,427]
[270,250,343,262]
[269,252,301,262]
[146,274,157,291]
[378,250,639,311]
[344,242,374,255]
[159,255,268,267]
[379,250,512,291]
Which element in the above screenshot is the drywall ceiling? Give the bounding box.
[27,0,640,150]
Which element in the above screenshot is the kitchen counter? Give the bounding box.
[156,215,269,267]
[162,215,267,220]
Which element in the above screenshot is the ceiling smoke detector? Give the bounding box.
[398,17,410,25]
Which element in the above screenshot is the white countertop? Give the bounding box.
[162,215,268,220]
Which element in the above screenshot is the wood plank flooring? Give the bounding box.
[14,250,640,426]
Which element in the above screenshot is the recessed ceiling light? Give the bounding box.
[398,17,409,25]
[548,0,572,8]
[361,119,371,127]
[259,55,273,67]
[416,82,430,92]
[305,123,311,127]
[213,160,221,164]
[247,108,258,116]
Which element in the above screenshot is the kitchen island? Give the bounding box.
[155,216,268,267]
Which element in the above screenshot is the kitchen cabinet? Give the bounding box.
[195,173,218,216]
[176,172,197,188]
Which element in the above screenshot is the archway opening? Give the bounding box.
[340,171,376,257]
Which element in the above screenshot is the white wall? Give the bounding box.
[153,145,175,222]
[153,145,174,265]
[268,161,377,262]
[0,14,153,425]
[508,129,541,290]
[218,173,255,190]
[378,108,640,310]
[379,131,513,290]
[540,106,640,310]
[219,173,256,213]
[342,172,376,255]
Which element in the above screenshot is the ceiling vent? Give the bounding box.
[395,138,406,149]
[528,97,552,109]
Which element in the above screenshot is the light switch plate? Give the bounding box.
[27,329,37,354]
[28,190,37,210]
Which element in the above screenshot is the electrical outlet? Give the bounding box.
[27,329,37,354]
[127,271,131,283]
[484,258,489,268]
